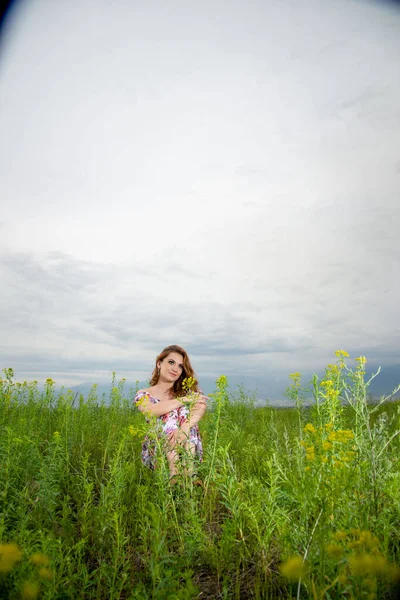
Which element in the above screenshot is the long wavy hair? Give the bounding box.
[149,344,199,397]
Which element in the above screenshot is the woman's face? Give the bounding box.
[158,352,184,384]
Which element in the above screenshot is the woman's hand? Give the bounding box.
[167,394,207,449]
[182,393,207,427]
[168,424,191,448]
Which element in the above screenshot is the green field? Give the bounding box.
[1,353,400,599]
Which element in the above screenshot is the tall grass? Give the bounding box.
[0,352,399,599]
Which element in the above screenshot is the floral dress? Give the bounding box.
[133,391,204,470]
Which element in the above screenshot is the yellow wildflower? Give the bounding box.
[289,372,301,383]
[358,531,379,550]
[335,350,350,359]
[305,446,315,461]
[348,553,393,577]
[348,553,374,576]
[279,556,307,581]
[216,375,228,388]
[328,431,337,442]
[386,564,400,582]
[135,394,148,408]
[182,377,196,391]
[320,379,334,389]
[333,530,347,542]
[355,356,367,366]
[0,542,22,573]
[29,552,49,566]
[328,429,354,444]
[38,567,53,580]
[326,543,344,559]
[348,541,360,550]
[22,581,40,600]
[339,429,354,441]
[303,423,316,434]
[365,577,377,591]
[323,441,332,451]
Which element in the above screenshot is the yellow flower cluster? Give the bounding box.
[135,394,152,421]
[301,423,356,471]
[128,425,144,437]
[326,543,344,558]
[306,448,315,462]
[320,379,334,389]
[346,529,379,551]
[303,423,316,434]
[28,551,53,596]
[289,372,301,385]
[135,393,148,408]
[216,375,228,387]
[303,423,354,443]
[348,553,398,579]
[23,551,53,599]
[327,529,400,592]
[335,350,350,359]
[22,582,40,600]
[320,379,340,401]
[38,567,53,580]
[355,355,367,367]
[0,543,22,573]
[279,555,308,581]
[281,530,400,598]
[0,542,53,600]
[325,364,341,375]
[182,377,196,391]
[29,552,49,567]
[327,429,354,443]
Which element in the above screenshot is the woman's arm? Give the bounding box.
[177,392,207,429]
[186,395,207,427]
[168,395,207,446]
[137,396,184,417]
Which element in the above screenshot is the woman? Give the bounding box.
[134,344,208,484]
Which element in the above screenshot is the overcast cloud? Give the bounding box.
[0,0,399,398]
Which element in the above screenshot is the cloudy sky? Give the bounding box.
[1,0,399,399]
